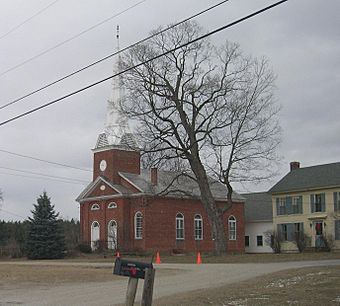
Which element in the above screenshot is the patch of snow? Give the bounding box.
[227,298,248,305]
[265,276,303,288]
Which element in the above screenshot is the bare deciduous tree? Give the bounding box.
[118,21,281,254]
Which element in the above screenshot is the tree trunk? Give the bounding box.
[189,158,228,255]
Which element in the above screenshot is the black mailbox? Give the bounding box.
[113,258,153,279]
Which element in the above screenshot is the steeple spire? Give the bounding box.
[104,25,129,145]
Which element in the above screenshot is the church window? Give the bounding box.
[108,202,117,209]
[134,212,143,239]
[194,214,203,240]
[176,213,185,240]
[91,203,100,210]
[228,216,236,240]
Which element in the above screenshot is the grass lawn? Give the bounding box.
[0,252,339,305]
[54,250,340,264]
[153,265,340,306]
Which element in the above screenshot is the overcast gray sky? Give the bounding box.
[0,0,339,221]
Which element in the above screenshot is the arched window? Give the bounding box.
[108,220,117,250]
[176,213,185,240]
[91,203,100,211]
[228,216,236,240]
[194,214,203,240]
[91,221,100,250]
[134,212,143,239]
[107,202,117,209]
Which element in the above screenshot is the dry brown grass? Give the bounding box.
[57,251,340,264]
[0,265,116,289]
[153,265,340,306]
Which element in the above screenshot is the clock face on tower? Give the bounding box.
[99,159,107,171]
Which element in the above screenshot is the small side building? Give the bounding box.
[243,192,273,253]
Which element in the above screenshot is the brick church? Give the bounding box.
[76,29,245,253]
[76,132,245,253]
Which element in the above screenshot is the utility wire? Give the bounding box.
[0,148,91,172]
[0,0,288,127]
[0,171,88,186]
[0,0,60,41]
[0,0,230,111]
[0,166,89,184]
[0,207,26,220]
[0,0,146,77]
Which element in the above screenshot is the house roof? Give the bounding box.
[269,162,340,194]
[242,192,272,222]
[120,169,245,202]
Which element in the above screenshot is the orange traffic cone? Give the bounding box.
[116,251,120,258]
[155,251,161,264]
[196,252,202,264]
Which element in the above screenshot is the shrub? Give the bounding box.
[77,243,92,254]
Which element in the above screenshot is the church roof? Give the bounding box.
[77,170,244,203]
[120,169,244,202]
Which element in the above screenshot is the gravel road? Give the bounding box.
[1,259,339,306]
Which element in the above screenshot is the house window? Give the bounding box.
[134,212,143,239]
[194,214,203,240]
[176,213,185,240]
[257,235,263,246]
[277,198,286,215]
[245,236,249,247]
[278,224,288,241]
[278,223,304,241]
[335,220,340,240]
[108,202,117,209]
[276,196,303,215]
[91,203,100,210]
[311,193,326,213]
[292,196,303,214]
[228,216,236,240]
[334,192,340,212]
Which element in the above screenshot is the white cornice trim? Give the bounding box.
[76,176,122,202]
[92,144,140,153]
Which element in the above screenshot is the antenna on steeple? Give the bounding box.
[95,25,137,150]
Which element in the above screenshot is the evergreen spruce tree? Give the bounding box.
[26,192,66,259]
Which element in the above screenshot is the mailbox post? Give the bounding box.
[113,257,155,306]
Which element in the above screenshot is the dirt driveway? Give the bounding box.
[0,259,339,306]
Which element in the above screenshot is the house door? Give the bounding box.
[313,221,325,248]
[108,220,118,250]
[91,221,100,250]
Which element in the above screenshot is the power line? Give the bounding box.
[0,0,60,41]
[0,171,88,186]
[0,0,146,77]
[0,0,230,111]
[0,207,26,220]
[0,148,91,172]
[0,0,288,127]
[0,166,89,184]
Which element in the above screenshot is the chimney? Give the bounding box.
[151,168,158,185]
[290,161,300,171]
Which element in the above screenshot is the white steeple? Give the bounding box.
[104,25,130,145]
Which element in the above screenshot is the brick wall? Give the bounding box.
[81,195,245,253]
[93,148,140,183]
